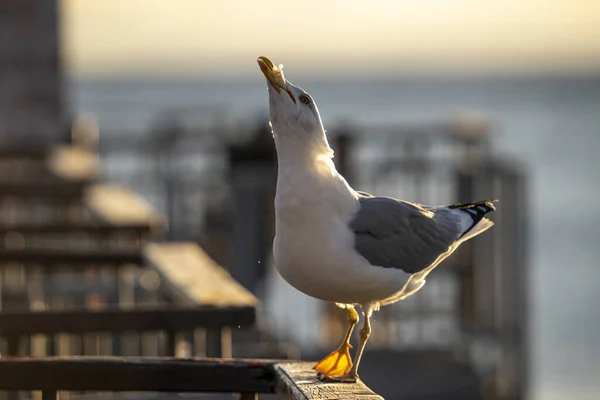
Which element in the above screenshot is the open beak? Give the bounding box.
[257,56,296,103]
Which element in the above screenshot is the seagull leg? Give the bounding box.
[319,312,371,383]
[313,306,358,377]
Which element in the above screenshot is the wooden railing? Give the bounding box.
[0,358,383,400]
[0,243,382,399]
[0,183,165,249]
[0,145,97,198]
[0,144,383,399]
[0,145,98,231]
[0,243,256,358]
[144,242,258,358]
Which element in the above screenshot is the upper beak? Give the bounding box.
[257,56,296,103]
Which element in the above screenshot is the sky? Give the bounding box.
[60,0,600,78]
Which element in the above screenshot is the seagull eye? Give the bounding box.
[299,95,311,105]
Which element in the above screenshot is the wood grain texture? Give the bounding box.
[0,180,86,197]
[275,363,383,400]
[0,358,384,398]
[0,145,48,159]
[144,243,258,308]
[0,247,143,265]
[85,184,166,232]
[0,357,276,393]
[0,221,153,235]
[0,306,256,335]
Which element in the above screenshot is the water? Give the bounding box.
[68,76,600,400]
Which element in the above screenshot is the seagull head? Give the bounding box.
[257,56,331,158]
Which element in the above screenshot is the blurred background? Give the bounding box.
[1,1,599,400]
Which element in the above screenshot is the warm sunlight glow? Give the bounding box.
[61,0,600,77]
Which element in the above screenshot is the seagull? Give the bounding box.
[257,56,497,383]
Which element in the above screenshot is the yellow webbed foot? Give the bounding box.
[313,343,353,376]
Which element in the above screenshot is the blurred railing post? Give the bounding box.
[330,129,354,185]
[0,0,64,146]
[228,126,277,295]
[450,115,491,329]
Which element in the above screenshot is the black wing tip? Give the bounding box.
[450,199,497,238]
[448,199,498,212]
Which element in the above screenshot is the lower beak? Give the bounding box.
[257,56,296,103]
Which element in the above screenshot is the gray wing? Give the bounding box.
[350,195,462,274]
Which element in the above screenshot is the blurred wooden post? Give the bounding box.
[0,0,64,146]
[331,130,354,185]
[42,390,57,400]
[205,329,223,357]
[451,115,490,329]
[456,167,476,327]
[228,125,277,294]
[159,123,181,241]
[6,336,18,356]
[164,331,176,357]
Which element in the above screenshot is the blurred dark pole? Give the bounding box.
[160,125,180,242]
[331,130,354,185]
[0,0,65,145]
[228,125,277,295]
[451,116,490,329]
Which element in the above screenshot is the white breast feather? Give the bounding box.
[273,155,411,305]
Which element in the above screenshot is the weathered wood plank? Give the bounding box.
[144,243,257,308]
[0,357,276,393]
[275,363,383,400]
[0,180,86,197]
[0,145,48,159]
[85,184,166,233]
[0,306,255,335]
[0,358,384,398]
[0,247,142,265]
[0,221,152,235]
[47,146,98,184]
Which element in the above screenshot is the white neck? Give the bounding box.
[273,124,334,172]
